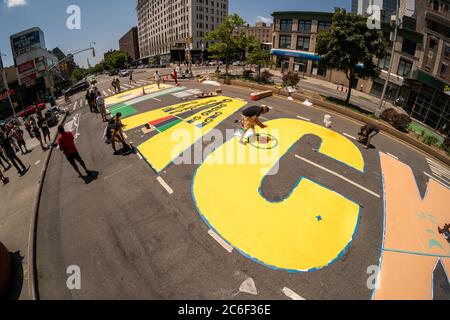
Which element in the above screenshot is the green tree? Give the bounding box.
[246,37,272,78]
[316,9,387,104]
[205,13,248,74]
[72,68,88,81]
[104,51,130,70]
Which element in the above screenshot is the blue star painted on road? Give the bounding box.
[316,215,323,222]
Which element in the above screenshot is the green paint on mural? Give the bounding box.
[428,239,443,250]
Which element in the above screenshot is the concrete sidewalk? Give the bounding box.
[0,111,64,300]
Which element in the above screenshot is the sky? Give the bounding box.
[0,0,351,68]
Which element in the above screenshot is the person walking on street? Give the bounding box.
[154,71,161,89]
[31,121,46,151]
[96,90,108,122]
[90,88,98,113]
[56,125,92,179]
[23,117,34,138]
[173,68,179,86]
[0,147,11,171]
[10,126,28,154]
[0,167,8,185]
[86,89,95,112]
[37,114,51,146]
[111,79,117,94]
[129,70,134,85]
[115,78,121,93]
[0,128,28,176]
[109,112,131,155]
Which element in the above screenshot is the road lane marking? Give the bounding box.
[296,116,311,122]
[386,153,399,160]
[34,160,41,166]
[152,98,162,102]
[157,176,174,194]
[423,172,450,189]
[103,165,133,180]
[294,154,381,198]
[282,287,306,300]
[208,229,233,253]
[343,133,357,140]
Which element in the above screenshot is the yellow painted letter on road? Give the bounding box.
[122,96,247,173]
[193,118,364,271]
[374,153,450,300]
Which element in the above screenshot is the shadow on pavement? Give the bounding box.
[4,251,24,300]
[82,171,99,185]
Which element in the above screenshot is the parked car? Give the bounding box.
[108,69,119,76]
[119,69,131,77]
[18,103,46,118]
[65,81,89,96]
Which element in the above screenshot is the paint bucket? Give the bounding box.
[324,115,332,128]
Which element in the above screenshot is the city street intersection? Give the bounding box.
[34,70,449,300]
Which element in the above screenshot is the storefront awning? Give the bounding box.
[271,49,321,61]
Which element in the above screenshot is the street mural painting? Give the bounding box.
[105,83,173,107]
[107,86,187,117]
[192,119,365,271]
[122,96,248,172]
[374,153,450,300]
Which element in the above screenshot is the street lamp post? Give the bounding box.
[375,0,400,117]
[0,51,16,118]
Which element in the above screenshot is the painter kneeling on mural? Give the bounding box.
[236,106,270,145]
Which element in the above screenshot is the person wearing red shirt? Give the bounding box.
[56,125,90,178]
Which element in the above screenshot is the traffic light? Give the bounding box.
[92,48,96,58]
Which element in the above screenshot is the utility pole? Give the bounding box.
[0,51,16,118]
[375,0,400,117]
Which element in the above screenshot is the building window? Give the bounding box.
[398,59,412,77]
[317,21,331,32]
[280,19,293,32]
[402,39,416,56]
[378,55,391,71]
[444,44,450,58]
[440,64,448,76]
[296,36,310,51]
[298,20,312,32]
[429,38,437,50]
[279,35,291,49]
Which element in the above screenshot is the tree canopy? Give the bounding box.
[316,9,387,103]
[205,13,249,74]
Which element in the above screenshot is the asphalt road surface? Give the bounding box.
[36,70,449,299]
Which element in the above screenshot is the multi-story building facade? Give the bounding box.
[136,0,229,63]
[271,11,423,99]
[398,0,449,134]
[352,0,399,19]
[243,22,273,44]
[119,27,141,62]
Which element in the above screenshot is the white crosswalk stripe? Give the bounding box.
[108,89,113,94]
[73,100,79,111]
[426,158,450,187]
[122,83,133,89]
[103,90,108,96]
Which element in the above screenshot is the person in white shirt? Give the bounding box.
[95,91,107,122]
